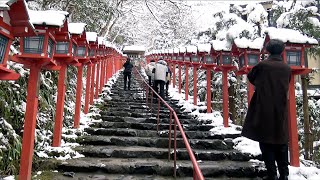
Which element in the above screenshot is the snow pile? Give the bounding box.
[68,23,86,35]
[0,0,10,9]
[86,32,98,42]
[246,3,268,25]
[29,10,68,27]
[265,27,318,45]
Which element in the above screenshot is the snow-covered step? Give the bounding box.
[92,121,215,131]
[57,157,265,178]
[74,145,253,162]
[77,135,234,150]
[84,127,241,140]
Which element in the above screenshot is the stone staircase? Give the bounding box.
[56,73,266,179]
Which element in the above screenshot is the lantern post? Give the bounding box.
[177,47,186,94]
[197,44,214,107]
[264,28,318,167]
[214,41,237,127]
[52,20,81,147]
[185,45,197,101]
[10,7,67,180]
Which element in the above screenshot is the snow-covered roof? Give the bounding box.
[173,48,179,54]
[68,23,86,35]
[234,37,264,50]
[168,49,174,54]
[86,32,97,42]
[29,10,68,27]
[197,43,211,53]
[0,0,11,9]
[179,47,186,53]
[186,45,197,53]
[211,40,232,51]
[123,45,145,52]
[265,27,318,45]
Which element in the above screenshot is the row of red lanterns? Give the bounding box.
[0,1,126,180]
[145,31,317,168]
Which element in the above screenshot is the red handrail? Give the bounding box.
[133,68,205,180]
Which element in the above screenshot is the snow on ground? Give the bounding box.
[167,82,320,180]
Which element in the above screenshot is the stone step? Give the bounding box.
[85,128,241,140]
[49,172,263,180]
[98,116,198,125]
[93,121,215,132]
[57,157,265,178]
[74,145,252,161]
[78,135,234,150]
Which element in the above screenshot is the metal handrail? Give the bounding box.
[133,67,205,180]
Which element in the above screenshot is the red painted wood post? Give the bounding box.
[248,82,254,105]
[222,70,229,127]
[99,60,104,93]
[105,60,108,83]
[185,64,189,100]
[178,64,182,93]
[172,63,176,88]
[84,64,92,114]
[19,65,41,180]
[288,75,300,167]
[206,68,211,113]
[52,64,68,147]
[193,66,197,105]
[74,64,84,128]
[90,63,96,105]
[95,61,100,99]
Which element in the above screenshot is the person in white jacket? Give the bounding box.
[154,58,168,99]
[145,60,156,87]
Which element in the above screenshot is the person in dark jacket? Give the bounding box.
[123,58,134,90]
[241,39,291,180]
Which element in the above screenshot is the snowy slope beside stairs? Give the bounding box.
[56,73,267,180]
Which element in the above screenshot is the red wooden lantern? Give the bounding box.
[264,27,318,167]
[212,40,238,127]
[193,43,214,106]
[52,19,82,148]
[11,8,68,180]
[68,23,91,120]
[0,0,35,80]
[234,37,264,106]
[184,45,197,100]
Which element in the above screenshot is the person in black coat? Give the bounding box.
[241,39,291,180]
[123,58,134,90]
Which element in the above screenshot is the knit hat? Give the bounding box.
[266,39,285,55]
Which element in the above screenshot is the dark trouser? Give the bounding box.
[148,76,152,86]
[259,142,289,180]
[154,80,165,99]
[124,73,131,90]
[165,81,169,96]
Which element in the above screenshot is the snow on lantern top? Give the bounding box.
[173,48,179,54]
[28,10,68,27]
[68,23,86,35]
[197,43,211,53]
[123,45,145,52]
[211,40,232,51]
[179,47,186,54]
[86,32,97,42]
[265,27,318,45]
[186,45,197,54]
[234,37,264,50]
